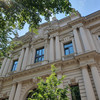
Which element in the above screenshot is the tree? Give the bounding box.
[0,0,74,57]
[27,65,69,100]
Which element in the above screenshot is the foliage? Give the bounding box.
[0,0,74,57]
[28,65,69,100]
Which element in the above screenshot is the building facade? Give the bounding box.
[0,10,100,100]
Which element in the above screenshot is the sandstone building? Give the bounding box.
[0,10,100,100]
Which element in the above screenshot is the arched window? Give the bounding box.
[26,88,36,100]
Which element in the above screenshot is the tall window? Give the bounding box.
[35,48,44,63]
[11,60,18,71]
[64,42,74,55]
[70,85,81,100]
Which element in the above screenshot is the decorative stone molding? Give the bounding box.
[92,26,100,34]
[60,33,73,43]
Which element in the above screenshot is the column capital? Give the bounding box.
[72,23,84,29]
[88,62,97,68]
[22,43,30,49]
[49,36,54,39]
[12,82,17,86]
[80,64,88,69]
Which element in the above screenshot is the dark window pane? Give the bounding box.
[42,49,44,54]
[69,46,74,54]
[12,60,18,71]
[35,48,44,63]
[70,85,81,100]
[40,49,42,55]
[64,42,74,55]
[65,49,69,55]
[39,57,41,61]
[42,56,44,61]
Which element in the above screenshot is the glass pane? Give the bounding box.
[69,46,74,54]
[39,57,41,61]
[35,58,38,63]
[36,50,39,56]
[65,49,69,55]
[35,48,44,63]
[42,48,44,54]
[12,60,18,71]
[42,56,44,61]
[64,42,72,48]
[39,49,42,55]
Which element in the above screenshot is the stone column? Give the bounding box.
[8,60,13,72]
[90,64,100,99]
[21,47,29,70]
[0,58,7,75]
[57,73,64,89]
[16,48,25,72]
[86,29,96,50]
[2,54,12,76]
[31,47,36,64]
[73,28,83,54]
[9,83,16,100]
[44,40,48,63]
[79,27,91,51]
[14,82,22,100]
[61,42,64,57]
[55,35,61,60]
[49,37,55,62]
[81,66,96,100]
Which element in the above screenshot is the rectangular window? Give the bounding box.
[11,60,18,71]
[70,85,81,100]
[35,48,44,63]
[64,42,74,55]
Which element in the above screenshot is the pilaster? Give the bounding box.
[90,63,100,99]
[2,54,12,76]
[21,46,29,70]
[14,82,22,100]
[17,48,25,72]
[79,26,91,52]
[44,39,49,64]
[81,65,96,100]
[73,28,83,54]
[55,35,61,60]
[9,83,16,100]
[0,58,7,76]
[49,37,55,62]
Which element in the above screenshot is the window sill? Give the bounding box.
[7,71,17,75]
[26,60,49,70]
[62,53,74,61]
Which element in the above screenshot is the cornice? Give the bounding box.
[68,17,85,27]
[75,50,99,62]
[85,10,100,21]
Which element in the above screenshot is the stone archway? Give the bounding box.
[20,81,37,100]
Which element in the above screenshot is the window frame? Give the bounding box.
[64,42,74,56]
[35,47,44,63]
[11,60,18,71]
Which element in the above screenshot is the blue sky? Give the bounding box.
[17,0,100,36]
